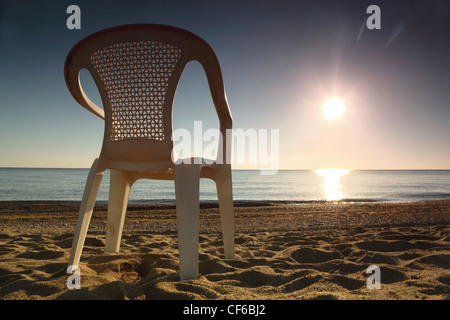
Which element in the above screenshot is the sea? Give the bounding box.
[1,168,450,204]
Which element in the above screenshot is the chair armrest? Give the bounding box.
[64,55,105,119]
[219,101,233,165]
[198,46,233,164]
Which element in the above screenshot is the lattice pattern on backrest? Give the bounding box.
[90,40,182,142]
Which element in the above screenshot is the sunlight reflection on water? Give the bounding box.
[315,169,349,201]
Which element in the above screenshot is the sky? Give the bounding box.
[0,0,449,170]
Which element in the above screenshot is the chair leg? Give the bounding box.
[68,159,104,268]
[174,163,202,280]
[216,166,235,259]
[105,170,132,253]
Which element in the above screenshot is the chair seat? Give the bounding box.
[105,157,224,180]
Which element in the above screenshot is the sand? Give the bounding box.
[0,200,449,300]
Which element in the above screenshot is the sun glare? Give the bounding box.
[321,97,345,120]
[316,169,349,201]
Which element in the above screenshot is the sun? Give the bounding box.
[321,97,345,120]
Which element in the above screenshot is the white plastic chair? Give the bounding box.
[64,24,234,280]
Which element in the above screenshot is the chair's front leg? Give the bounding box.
[174,163,202,280]
[105,169,132,253]
[69,158,104,268]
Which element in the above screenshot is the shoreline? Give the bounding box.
[1,199,449,234]
[1,197,450,204]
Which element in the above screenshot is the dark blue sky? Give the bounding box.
[1,0,449,169]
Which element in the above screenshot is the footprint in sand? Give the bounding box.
[355,240,431,252]
[17,250,64,260]
[290,247,342,264]
[328,275,366,290]
[283,272,322,292]
[358,252,399,265]
[414,253,450,269]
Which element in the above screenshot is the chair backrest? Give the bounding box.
[65,24,232,166]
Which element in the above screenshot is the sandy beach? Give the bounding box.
[0,200,449,300]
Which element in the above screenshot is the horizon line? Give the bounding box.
[1,166,450,171]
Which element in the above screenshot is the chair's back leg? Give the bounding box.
[68,158,104,268]
[216,166,235,259]
[105,169,132,253]
[174,163,202,280]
